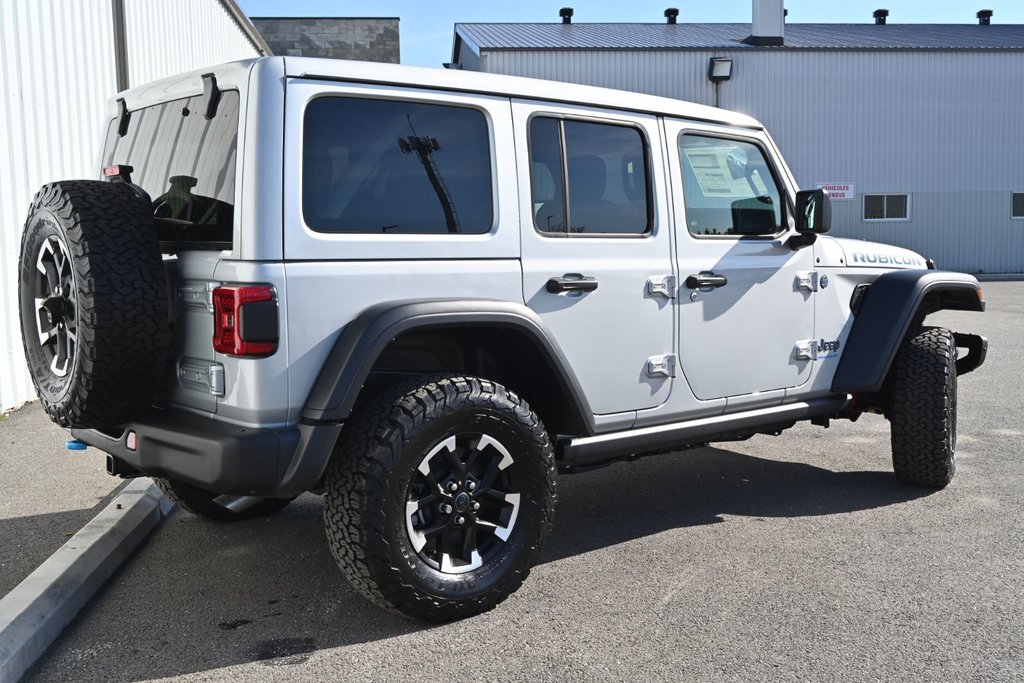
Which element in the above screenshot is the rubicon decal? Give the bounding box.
[851,252,925,267]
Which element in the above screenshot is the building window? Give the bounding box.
[864,194,909,221]
[1012,192,1024,219]
[528,117,651,235]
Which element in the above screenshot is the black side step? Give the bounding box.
[559,398,848,469]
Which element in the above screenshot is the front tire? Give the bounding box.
[888,326,958,488]
[323,375,556,622]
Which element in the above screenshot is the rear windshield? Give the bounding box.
[101,91,240,250]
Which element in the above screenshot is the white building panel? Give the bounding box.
[1,0,264,411]
[125,0,264,86]
[1,0,117,412]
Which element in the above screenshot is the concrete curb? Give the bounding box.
[0,478,173,683]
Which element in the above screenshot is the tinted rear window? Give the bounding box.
[101,91,240,249]
[302,97,493,234]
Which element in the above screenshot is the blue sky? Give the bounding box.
[238,1,1024,66]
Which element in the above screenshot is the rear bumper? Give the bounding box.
[72,409,340,496]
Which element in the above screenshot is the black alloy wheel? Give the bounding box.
[405,432,522,574]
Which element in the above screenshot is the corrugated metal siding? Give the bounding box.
[482,49,1024,273]
[0,0,261,412]
[0,0,117,412]
[125,0,261,86]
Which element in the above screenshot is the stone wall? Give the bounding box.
[252,17,399,62]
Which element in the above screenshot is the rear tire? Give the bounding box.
[323,375,556,622]
[155,479,295,522]
[888,326,958,488]
[17,181,169,428]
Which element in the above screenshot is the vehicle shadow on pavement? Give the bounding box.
[540,445,932,564]
[30,445,931,682]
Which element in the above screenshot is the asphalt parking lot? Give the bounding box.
[16,282,1024,682]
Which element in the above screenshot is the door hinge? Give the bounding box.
[178,282,218,313]
[794,340,818,361]
[646,353,677,378]
[646,275,677,299]
[796,271,819,292]
[178,359,226,396]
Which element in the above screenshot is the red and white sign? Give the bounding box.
[815,182,856,201]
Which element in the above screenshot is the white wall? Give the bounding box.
[0,0,263,412]
[125,0,264,85]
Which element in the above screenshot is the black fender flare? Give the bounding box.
[300,299,596,434]
[831,270,985,394]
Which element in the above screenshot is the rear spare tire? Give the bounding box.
[17,181,169,428]
[888,326,958,488]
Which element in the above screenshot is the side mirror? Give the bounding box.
[795,189,832,234]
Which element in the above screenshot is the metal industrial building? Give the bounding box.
[451,1,1024,276]
[0,0,269,412]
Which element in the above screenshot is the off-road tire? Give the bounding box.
[323,375,556,622]
[888,326,958,488]
[17,181,169,428]
[155,478,295,522]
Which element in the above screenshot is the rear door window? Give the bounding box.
[529,117,650,235]
[302,97,493,235]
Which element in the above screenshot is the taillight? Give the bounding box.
[212,285,278,357]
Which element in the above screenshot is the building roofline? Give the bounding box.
[472,45,1024,53]
[219,0,274,55]
[250,16,400,21]
[452,22,1024,52]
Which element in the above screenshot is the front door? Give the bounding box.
[664,122,815,401]
[512,100,675,415]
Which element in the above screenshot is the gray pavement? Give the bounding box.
[0,406,123,598]
[25,283,1024,682]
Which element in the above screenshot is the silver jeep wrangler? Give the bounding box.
[17,57,987,622]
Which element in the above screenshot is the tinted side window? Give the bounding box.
[529,117,650,235]
[679,135,783,237]
[303,97,493,234]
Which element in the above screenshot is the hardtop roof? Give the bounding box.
[281,56,762,129]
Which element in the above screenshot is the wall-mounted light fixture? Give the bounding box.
[707,57,733,83]
[707,57,733,108]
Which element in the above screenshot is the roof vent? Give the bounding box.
[977,9,993,25]
[873,9,889,25]
[559,7,573,24]
[665,8,679,24]
[746,0,785,46]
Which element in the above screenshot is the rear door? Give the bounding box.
[512,101,675,416]
[664,121,815,402]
